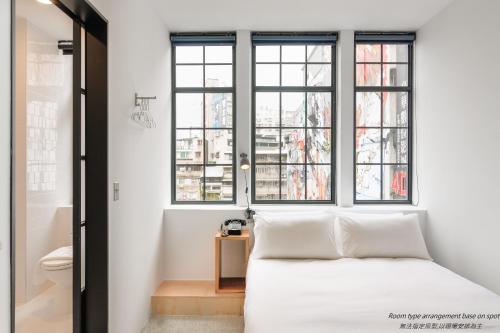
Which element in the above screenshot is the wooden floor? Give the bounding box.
[152,281,245,316]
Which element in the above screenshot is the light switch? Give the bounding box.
[113,182,120,201]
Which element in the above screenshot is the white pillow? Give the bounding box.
[253,211,341,259]
[336,213,431,260]
[333,212,403,256]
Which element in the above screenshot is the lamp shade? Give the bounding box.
[240,153,250,170]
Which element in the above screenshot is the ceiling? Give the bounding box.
[16,0,73,40]
[152,0,454,31]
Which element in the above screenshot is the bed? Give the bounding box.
[244,257,500,332]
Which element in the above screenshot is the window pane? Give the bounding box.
[205,166,233,201]
[252,39,335,203]
[356,44,381,62]
[307,129,331,163]
[356,164,381,200]
[383,44,408,63]
[356,129,381,163]
[176,93,203,128]
[354,39,412,203]
[176,165,203,201]
[307,64,331,87]
[205,93,232,128]
[356,64,381,86]
[281,165,305,200]
[383,129,408,164]
[205,65,232,87]
[221,166,233,201]
[281,92,305,127]
[256,64,280,86]
[176,65,203,87]
[383,92,408,127]
[205,46,232,63]
[173,39,235,203]
[383,64,408,86]
[282,64,305,86]
[256,45,280,62]
[176,46,203,63]
[282,45,305,62]
[255,92,279,127]
[255,165,280,200]
[383,165,408,200]
[255,129,280,163]
[307,45,331,63]
[307,92,331,127]
[206,129,233,164]
[176,130,203,164]
[356,92,381,127]
[281,129,305,163]
[307,165,331,200]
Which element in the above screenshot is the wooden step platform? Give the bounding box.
[152,280,245,315]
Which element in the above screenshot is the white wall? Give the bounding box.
[416,0,500,294]
[163,206,427,280]
[235,31,252,207]
[337,30,354,206]
[93,0,171,332]
[0,0,11,330]
[164,207,247,280]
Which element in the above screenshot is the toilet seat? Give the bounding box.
[41,259,73,271]
[40,246,73,271]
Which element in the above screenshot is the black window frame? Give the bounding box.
[353,32,415,204]
[171,32,237,204]
[251,32,338,204]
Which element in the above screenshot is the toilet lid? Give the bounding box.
[40,246,73,271]
[41,259,73,271]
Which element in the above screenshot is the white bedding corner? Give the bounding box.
[244,258,500,333]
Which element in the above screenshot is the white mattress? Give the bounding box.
[244,258,500,332]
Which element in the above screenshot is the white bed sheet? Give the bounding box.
[244,258,500,332]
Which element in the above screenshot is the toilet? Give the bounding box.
[40,246,73,312]
[40,247,73,288]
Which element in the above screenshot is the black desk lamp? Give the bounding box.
[240,153,255,220]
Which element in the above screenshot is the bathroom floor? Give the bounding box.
[142,315,244,333]
[15,286,72,333]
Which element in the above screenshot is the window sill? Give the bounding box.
[165,204,245,211]
[164,204,426,212]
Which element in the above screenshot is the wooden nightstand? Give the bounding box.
[215,230,250,293]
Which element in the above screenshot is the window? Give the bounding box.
[171,33,236,203]
[251,33,337,203]
[354,32,414,203]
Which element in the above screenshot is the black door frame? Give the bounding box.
[9,0,108,332]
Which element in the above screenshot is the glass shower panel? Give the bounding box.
[15,0,74,332]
